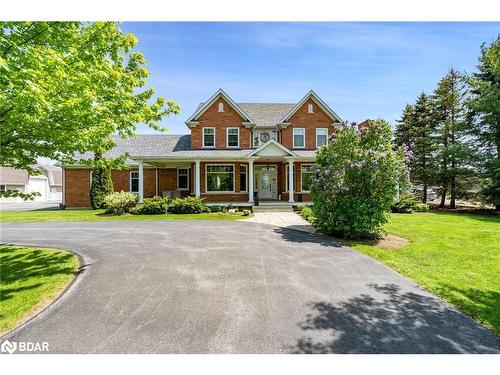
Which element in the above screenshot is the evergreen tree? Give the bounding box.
[89,152,114,209]
[468,36,500,210]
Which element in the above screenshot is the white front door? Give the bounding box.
[257,166,277,200]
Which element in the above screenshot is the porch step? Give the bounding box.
[252,204,294,213]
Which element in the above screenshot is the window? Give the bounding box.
[285,165,295,192]
[240,165,247,192]
[0,185,5,192]
[206,165,234,192]
[301,164,315,192]
[270,130,277,141]
[218,102,224,112]
[293,128,305,148]
[226,128,239,148]
[177,168,189,190]
[308,103,314,113]
[253,130,261,147]
[130,171,139,193]
[316,128,328,147]
[203,127,215,148]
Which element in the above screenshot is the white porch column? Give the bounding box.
[248,159,254,204]
[194,160,201,198]
[138,160,144,204]
[288,159,295,203]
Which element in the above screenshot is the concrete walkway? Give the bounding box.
[247,211,315,233]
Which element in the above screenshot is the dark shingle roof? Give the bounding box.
[237,103,295,127]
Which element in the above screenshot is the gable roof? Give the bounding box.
[185,89,254,125]
[247,139,297,157]
[279,90,343,124]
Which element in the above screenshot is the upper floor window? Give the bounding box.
[130,171,139,193]
[253,130,261,147]
[253,130,277,147]
[316,128,328,147]
[218,102,224,112]
[293,128,305,148]
[226,128,239,148]
[203,127,215,148]
[177,168,189,190]
[307,103,314,113]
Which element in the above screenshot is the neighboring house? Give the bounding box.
[62,89,344,208]
[0,164,62,202]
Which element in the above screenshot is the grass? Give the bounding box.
[0,209,247,223]
[348,212,500,334]
[0,245,79,335]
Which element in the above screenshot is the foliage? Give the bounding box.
[298,206,316,223]
[89,153,114,209]
[413,203,430,212]
[242,209,251,216]
[351,212,500,334]
[0,245,78,335]
[391,193,422,213]
[103,191,137,215]
[467,36,500,210]
[168,196,210,214]
[311,120,405,238]
[130,196,168,215]
[209,204,223,213]
[0,22,180,171]
[0,189,40,200]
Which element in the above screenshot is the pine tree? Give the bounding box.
[468,36,500,210]
[89,152,114,209]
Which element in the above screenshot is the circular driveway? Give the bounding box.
[1,220,499,353]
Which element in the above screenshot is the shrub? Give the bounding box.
[209,205,223,213]
[414,203,429,212]
[103,191,137,215]
[89,163,113,209]
[168,196,210,214]
[298,206,316,223]
[391,193,429,213]
[311,120,407,238]
[131,196,168,215]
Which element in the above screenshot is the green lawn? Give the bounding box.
[0,245,79,335]
[349,212,500,334]
[0,209,246,223]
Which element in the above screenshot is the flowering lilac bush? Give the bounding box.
[311,120,406,238]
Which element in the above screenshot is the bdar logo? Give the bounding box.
[1,340,17,354]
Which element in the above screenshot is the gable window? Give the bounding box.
[177,168,189,190]
[130,171,139,193]
[203,127,215,148]
[301,164,314,192]
[308,103,314,113]
[253,130,261,147]
[218,102,224,112]
[293,128,305,148]
[240,165,247,192]
[226,128,239,148]
[316,128,328,147]
[285,165,295,192]
[206,165,234,192]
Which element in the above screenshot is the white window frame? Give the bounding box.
[270,130,277,141]
[285,164,296,192]
[293,128,305,149]
[89,171,93,188]
[202,127,216,148]
[253,130,261,148]
[307,103,314,113]
[177,168,189,191]
[218,102,224,112]
[0,184,6,192]
[239,165,248,192]
[316,128,328,148]
[226,127,240,148]
[205,164,235,194]
[300,164,315,193]
[130,171,139,193]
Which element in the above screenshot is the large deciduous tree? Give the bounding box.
[467,36,500,210]
[0,22,180,172]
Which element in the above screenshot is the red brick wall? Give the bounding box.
[281,99,334,150]
[191,97,251,149]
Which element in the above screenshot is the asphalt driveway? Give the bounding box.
[1,220,499,353]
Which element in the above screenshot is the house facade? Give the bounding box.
[62,89,344,208]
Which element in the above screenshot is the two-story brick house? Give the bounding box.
[62,89,343,208]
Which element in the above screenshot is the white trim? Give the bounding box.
[226,127,240,148]
[279,90,343,124]
[185,89,254,126]
[218,102,224,112]
[247,139,297,157]
[316,128,328,148]
[205,163,235,194]
[130,170,139,193]
[252,130,260,148]
[285,164,297,192]
[177,167,190,191]
[202,127,216,148]
[89,170,93,189]
[239,164,248,193]
[300,163,315,193]
[307,103,314,113]
[293,128,305,149]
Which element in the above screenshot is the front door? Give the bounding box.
[257,166,277,200]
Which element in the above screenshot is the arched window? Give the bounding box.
[218,102,224,112]
[307,103,314,113]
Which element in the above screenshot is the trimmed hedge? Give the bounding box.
[131,196,168,215]
[168,196,210,214]
[391,193,429,213]
[103,191,137,215]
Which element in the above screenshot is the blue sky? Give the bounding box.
[121,22,499,135]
